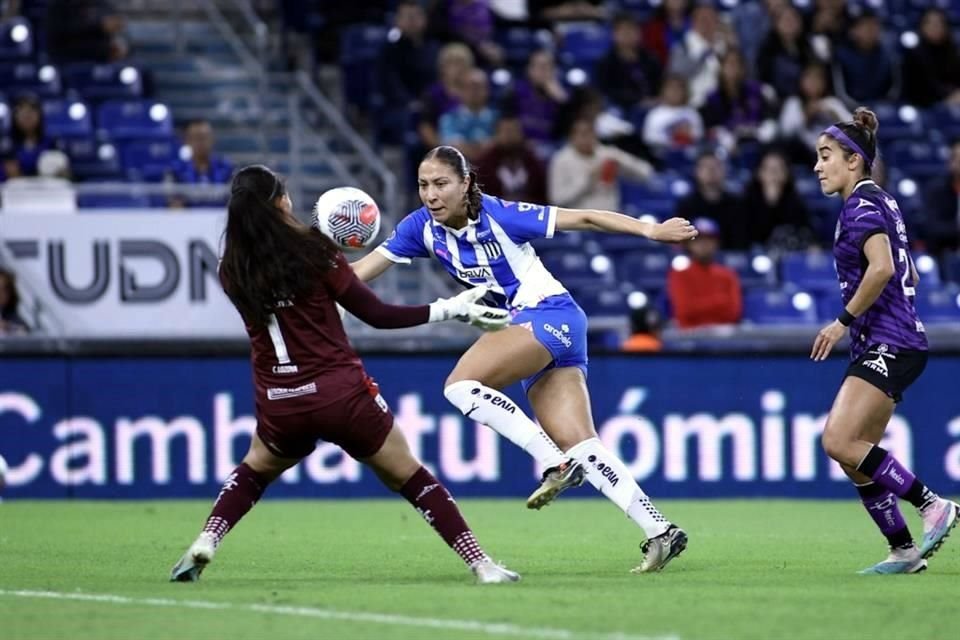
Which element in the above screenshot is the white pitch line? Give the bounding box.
[0,589,679,640]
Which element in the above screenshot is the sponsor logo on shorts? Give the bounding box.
[272,364,299,374]
[373,392,389,413]
[266,382,318,400]
[862,344,894,378]
[517,321,533,332]
[543,322,572,349]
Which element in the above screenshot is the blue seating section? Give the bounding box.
[96,100,173,140]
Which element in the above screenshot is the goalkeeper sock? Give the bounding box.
[444,380,567,470]
[200,463,268,548]
[566,438,671,539]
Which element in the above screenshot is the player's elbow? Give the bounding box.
[870,262,895,283]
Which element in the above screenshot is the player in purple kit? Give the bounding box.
[170,165,519,585]
[811,108,959,574]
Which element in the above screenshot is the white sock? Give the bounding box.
[444,380,567,469]
[566,437,671,539]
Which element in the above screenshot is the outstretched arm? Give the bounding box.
[350,251,395,283]
[555,208,698,243]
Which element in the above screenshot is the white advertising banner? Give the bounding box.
[1,212,246,338]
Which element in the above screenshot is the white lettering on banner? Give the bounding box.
[50,418,106,485]
[439,416,499,482]
[598,415,660,480]
[0,213,245,338]
[0,392,44,485]
[394,393,438,477]
[791,413,913,481]
[304,444,360,483]
[945,417,960,480]
[761,391,787,481]
[213,393,256,481]
[116,416,206,484]
[664,413,756,481]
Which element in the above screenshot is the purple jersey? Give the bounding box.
[833,180,928,360]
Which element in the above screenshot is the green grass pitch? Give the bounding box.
[1,498,957,640]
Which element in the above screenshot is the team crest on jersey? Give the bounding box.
[479,240,502,260]
[862,344,895,378]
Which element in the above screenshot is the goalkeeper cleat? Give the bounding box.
[170,533,216,582]
[918,498,960,560]
[471,559,521,584]
[858,545,927,575]
[526,459,586,510]
[632,525,688,574]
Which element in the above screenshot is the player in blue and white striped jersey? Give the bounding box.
[353,146,697,573]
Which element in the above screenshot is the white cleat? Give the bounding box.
[471,558,521,584]
[170,533,216,582]
[919,498,960,560]
[858,544,927,575]
[631,525,688,574]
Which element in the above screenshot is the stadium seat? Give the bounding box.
[97,100,174,140]
[568,287,630,316]
[0,17,33,60]
[719,251,778,289]
[62,63,144,101]
[871,103,924,141]
[619,251,672,291]
[912,253,942,287]
[339,24,387,112]
[64,138,122,181]
[538,249,616,284]
[914,285,960,324]
[496,27,546,67]
[0,99,8,135]
[0,63,62,98]
[945,252,960,284]
[42,100,93,138]
[744,289,818,325]
[927,104,960,141]
[119,139,181,182]
[557,22,612,69]
[780,252,837,293]
[886,141,947,182]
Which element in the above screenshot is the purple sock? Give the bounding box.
[855,482,912,548]
[857,447,916,498]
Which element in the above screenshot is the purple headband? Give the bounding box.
[823,125,874,168]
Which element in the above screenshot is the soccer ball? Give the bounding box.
[312,186,381,249]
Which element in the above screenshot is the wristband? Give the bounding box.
[837,309,856,327]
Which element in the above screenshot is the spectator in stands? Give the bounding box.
[548,117,653,211]
[528,0,606,24]
[675,149,746,250]
[439,69,497,163]
[378,0,437,111]
[779,62,851,162]
[700,49,777,151]
[508,49,568,149]
[920,139,960,256]
[427,0,504,67]
[168,119,233,208]
[594,13,662,111]
[833,10,898,105]
[740,149,817,252]
[1,0,20,18]
[1,95,56,179]
[642,0,689,66]
[0,267,29,335]
[901,8,960,108]
[667,217,742,329]
[642,75,704,152]
[667,4,735,107]
[730,0,788,70]
[621,303,664,352]
[756,6,816,101]
[418,43,475,150]
[476,113,547,203]
[555,87,649,160]
[46,0,128,63]
[806,0,850,47]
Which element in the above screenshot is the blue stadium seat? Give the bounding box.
[620,251,672,291]
[62,63,144,101]
[886,141,947,182]
[871,103,924,141]
[42,100,93,138]
[914,285,960,323]
[64,138,122,181]
[557,22,612,69]
[97,100,173,140]
[927,104,960,141]
[568,287,630,316]
[780,252,837,293]
[912,253,942,287]
[119,139,181,182]
[497,27,545,67]
[718,251,778,289]
[945,252,960,284]
[0,63,62,97]
[78,193,152,209]
[744,289,818,325]
[339,24,387,112]
[0,99,8,135]
[538,249,616,284]
[0,17,33,60]
[814,290,841,322]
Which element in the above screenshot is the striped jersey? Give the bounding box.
[376,194,567,310]
[833,179,927,359]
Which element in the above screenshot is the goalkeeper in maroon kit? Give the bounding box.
[170,165,518,584]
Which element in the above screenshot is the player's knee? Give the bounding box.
[820,429,851,463]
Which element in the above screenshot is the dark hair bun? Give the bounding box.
[853,107,879,135]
